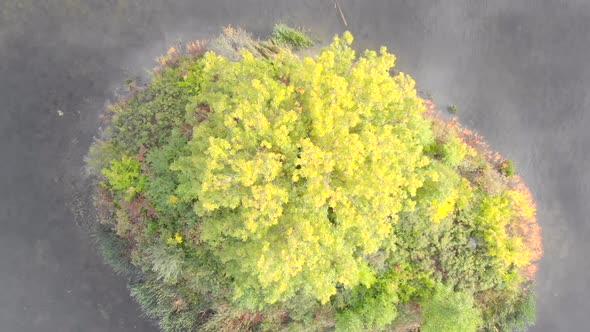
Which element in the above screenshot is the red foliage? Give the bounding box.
[157,47,181,67]
[195,104,211,123]
[424,99,505,169]
[179,123,194,139]
[121,195,158,224]
[137,145,148,162]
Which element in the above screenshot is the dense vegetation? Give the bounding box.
[88,25,542,331]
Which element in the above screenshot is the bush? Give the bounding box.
[447,104,457,114]
[88,27,542,331]
[499,159,515,177]
[421,284,482,332]
[101,155,146,198]
[478,286,537,331]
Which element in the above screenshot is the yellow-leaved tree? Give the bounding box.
[172,32,434,307]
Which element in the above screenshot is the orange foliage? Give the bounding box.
[153,40,209,74]
[186,39,209,55]
[509,178,543,280]
[156,47,181,67]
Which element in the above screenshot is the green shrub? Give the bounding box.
[335,269,402,331]
[441,136,468,167]
[499,159,515,177]
[479,286,537,332]
[108,62,195,152]
[101,155,146,201]
[421,284,482,332]
[86,140,120,176]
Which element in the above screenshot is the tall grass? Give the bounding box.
[271,23,314,50]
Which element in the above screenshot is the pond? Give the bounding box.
[1,1,588,331]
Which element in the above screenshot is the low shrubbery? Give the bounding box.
[88,25,542,331]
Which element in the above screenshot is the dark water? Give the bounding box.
[1,1,588,331]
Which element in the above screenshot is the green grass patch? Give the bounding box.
[271,23,314,50]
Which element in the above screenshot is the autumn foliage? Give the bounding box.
[88,27,542,331]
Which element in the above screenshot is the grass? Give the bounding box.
[271,23,314,50]
[95,224,135,276]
